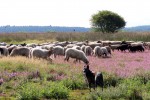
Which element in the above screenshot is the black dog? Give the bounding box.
[83,65,104,91]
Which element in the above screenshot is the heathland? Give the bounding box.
[0,32,150,99]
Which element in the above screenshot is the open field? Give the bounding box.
[0,32,150,44]
[0,32,150,99]
[0,49,150,99]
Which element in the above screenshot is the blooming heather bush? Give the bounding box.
[54,50,150,78]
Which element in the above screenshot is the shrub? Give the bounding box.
[43,82,69,99]
[103,72,123,87]
[18,83,43,100]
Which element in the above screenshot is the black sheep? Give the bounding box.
[128,45,145,52]
[117,44,129,52]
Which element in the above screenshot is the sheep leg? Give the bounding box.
[64,56,69,62]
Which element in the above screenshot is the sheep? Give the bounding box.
[81,45,86,52]
[0,42,7,46]
[0,46,9,56]
[100,47,109,57]
[93,46,103,57]
[130,42,144,46]
[72,45,81,50]
[7,45,17,54]
[10,47,30,57]
[64,48,89,64]
[101,41,111,46]
[144,42,150,50]
[55,41,69,47]
[105,46,111,55]
[88,42,102,49]
[110,41,122,45]
[93,46,109,57]
[52,46,64,58]
[116,44,129,52]
[109,44,121,51]
[83,65,103,91]
[128,45,145,52]
[30,48,53,61]
[84,46,93,56]
[26,43,37,48]
[42,44,54,50]
[75,42,86,47]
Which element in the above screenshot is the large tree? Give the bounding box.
[91,10,126,33]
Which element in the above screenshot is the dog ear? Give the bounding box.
[86,64,89,69]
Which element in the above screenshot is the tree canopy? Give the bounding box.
[91,10,126,33]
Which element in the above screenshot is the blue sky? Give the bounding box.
[0,0,150,27]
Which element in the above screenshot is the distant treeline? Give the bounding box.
[0,25,90,33]
[0,25,150,33]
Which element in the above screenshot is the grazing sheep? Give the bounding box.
[81,45,86,52]
[83,65,103,91]
[7,45,17,54]
[0,46,9,56]
[130,42,143,46]
[110,41,121,45]
[26,43,37,48]
[10,47,30,57]
[94,46,109,57]
[64,48,89,64]
[100,47,109,57]
[84,46,93,56]
[42,44,54,50]
[88,42,102,49]
[116,44,129,52]
[101,41,111,46]
[110,44,121,51]
[93,46,103,57]
[72,45,81,50]
[0,42,7,46]
[105,46,111,55]
[144,42,150,50]
[53,46,64,58]
[55,41,69,47]
[128,45,145,52]
[30,48,53,61]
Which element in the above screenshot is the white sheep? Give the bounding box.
[72,45,81,50]
[93,46,103,57]
[10,47,30,57]
[100,47,109,57]
[110,44,121,51]
[52,46,64,58]
[30,48,53,61]
[81,45,86,52]
[105,46,111,55]
[88,42,102,49]
[93,46,108,57]
[84,46,93,56]
[64,48,89,64]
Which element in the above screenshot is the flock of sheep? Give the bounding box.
[0,40,149,65]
